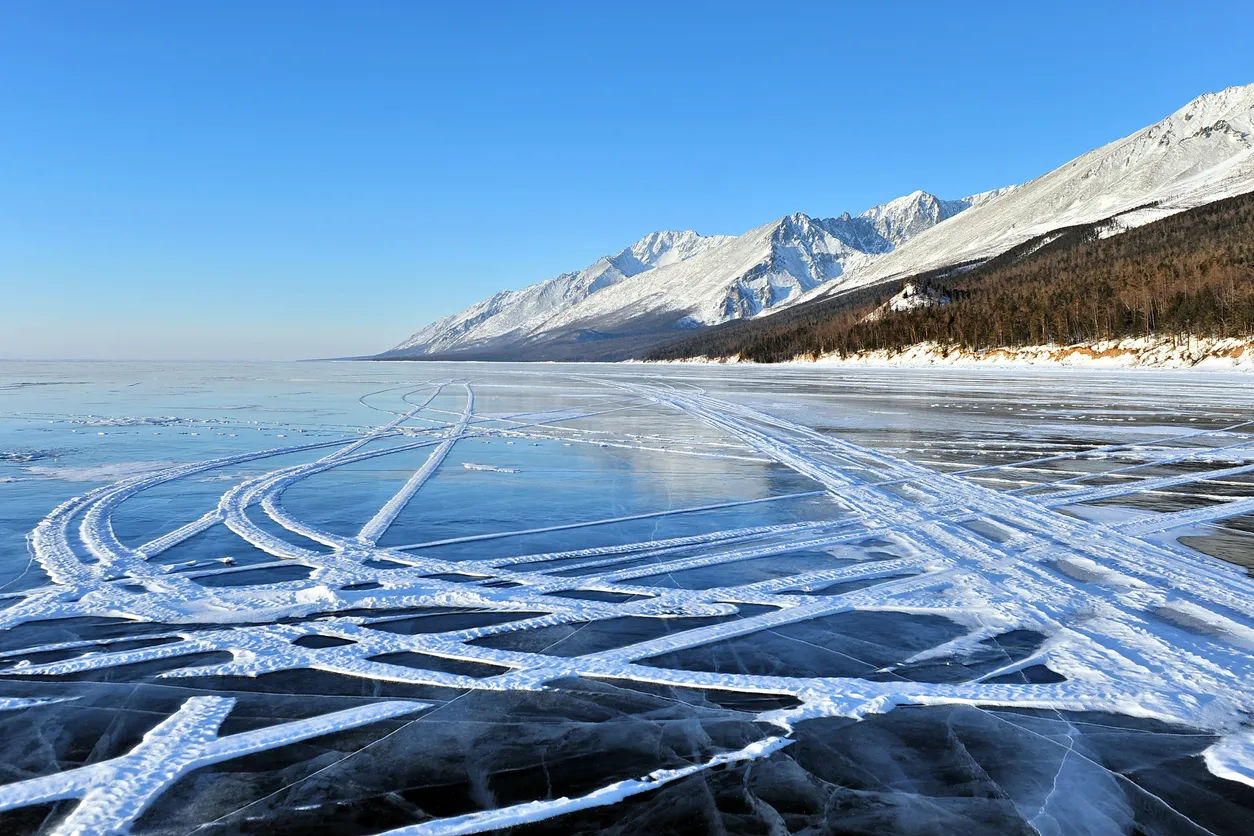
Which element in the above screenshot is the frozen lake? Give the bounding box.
[0,360,1252,835]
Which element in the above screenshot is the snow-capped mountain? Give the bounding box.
[859,190,996,247]
[387,190,987,357]
[798,83,1254,303]
[390,230,733,356]
[385,83,1254,360]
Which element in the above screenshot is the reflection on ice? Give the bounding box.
[0,360,1252,834]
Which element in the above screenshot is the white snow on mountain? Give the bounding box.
[861,281,950,323]
[389,191,986,356]
[799,83,1254,303]
[388,84,1254,358]
[391,230,734,355]
[858,190,978,247]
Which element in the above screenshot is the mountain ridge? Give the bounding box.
[789,83,1254,308]
[382,83,1254,361]
[644,189,1254,365]
[390,228,734,355]
[387,189,991,357]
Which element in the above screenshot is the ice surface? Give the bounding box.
[0,360,1252,834]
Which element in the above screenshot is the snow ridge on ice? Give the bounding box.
[1,373,1252,832]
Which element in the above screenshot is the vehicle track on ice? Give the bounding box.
[4,373,1254,833]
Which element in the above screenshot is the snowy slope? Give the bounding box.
[390,230,733,355]
[386,83,1254,359]
[799,83,1254,303]
[388,191,983,356]
[520,197,981,338]
[861,282,950,322]
[859,189,986,246]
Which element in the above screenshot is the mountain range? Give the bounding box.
[380,84,1254,361]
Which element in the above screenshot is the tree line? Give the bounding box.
[646,191,1254,363]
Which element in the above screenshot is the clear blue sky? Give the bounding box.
[2,1,1251,360]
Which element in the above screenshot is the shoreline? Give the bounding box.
[648,335,1254,372]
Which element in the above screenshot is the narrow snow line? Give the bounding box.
[589,527,881,585]
[0,697,52,712]
[390,490,829,551]
[136,510,224,559]
[481,523,855,585]
[330,384,447,461]
[1116,494,1254,536]
[470,397,649,428]
[954,419,1254,477]
[31,437,349,584]
[357,380,443,417]
[374,736,793,836]
[222,437,448,557]
[131,401,443,561]
[480,519,841,570]
[357,383,474,545]
[498,431,770,463]
[1036,461,1254,507]
[252,396,643,554]
[0,697,428,835]
[579,573,940,668]
[1014,434,1254,496]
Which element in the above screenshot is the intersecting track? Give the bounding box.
[1,373,1253,834]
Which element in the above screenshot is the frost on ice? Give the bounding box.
[0,365,1252,833]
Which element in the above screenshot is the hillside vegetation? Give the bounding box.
[646,191,1254,363]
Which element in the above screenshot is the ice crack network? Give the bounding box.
[1,373,1252,834]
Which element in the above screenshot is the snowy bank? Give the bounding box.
[649,335,1254,371]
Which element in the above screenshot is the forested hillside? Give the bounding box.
[646,191,1254,363]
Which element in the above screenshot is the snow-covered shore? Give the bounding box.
[651,335,1254,371]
